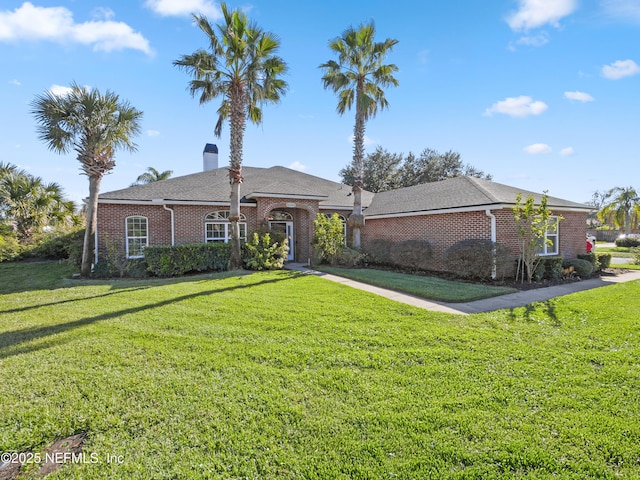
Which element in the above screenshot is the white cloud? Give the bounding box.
[49,84,74,96]
[144,0,221,18]
[564,91,594,102]
[517,32,550,47]
[602,59,640,79]
[559,147,575,156]
[506,0,578,31]
[601,0,640,22]
[0,2,152,55]
[9,79,21,86]
[417,49,430,64]
[147,130,160,137]
[484,96,548,117]
[288,161,308,172]
[524,143,552,154]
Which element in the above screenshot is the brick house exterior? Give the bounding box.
[97,164,591,272]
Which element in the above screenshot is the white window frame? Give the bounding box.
[126,216,148,258]
[537,216,559,256]
[204,211,246,243]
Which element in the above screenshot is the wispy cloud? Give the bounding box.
[0,2,152,55]
[288,161,308,172]
[600,0,640,22]
[564,91,594,102]
[147,130,160,137]
[602,59,640,79]
[144,0,221,18]
[9,79,21,86]
[506,0,578,31]
[559,147,575,156]
[49,84,74,96]
[348,135,378,146]
[484,96,548,117]
[524,143,552,154]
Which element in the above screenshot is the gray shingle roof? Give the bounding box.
[363,176,590,216]
[99,166,374,209]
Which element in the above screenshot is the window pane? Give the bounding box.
[546,235,558,255]
[206,223,226,241]
[239,223,246,241]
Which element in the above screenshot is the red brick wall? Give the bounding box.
[362,208,587,272]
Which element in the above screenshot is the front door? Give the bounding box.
[269,221,294,261]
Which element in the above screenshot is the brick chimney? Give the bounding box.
[203,143,218,171]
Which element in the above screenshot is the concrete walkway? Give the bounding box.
[285,263,640,315]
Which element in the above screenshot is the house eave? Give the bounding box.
[245,192,329,201]
[97,199,257,207]
[365,203,590,219]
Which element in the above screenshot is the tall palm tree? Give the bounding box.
[320,22,398,248]
[31,83,143,276]
[174,4,288,268]
[131,166,173,186]
[0,171,76,240]
[600,186,640,234]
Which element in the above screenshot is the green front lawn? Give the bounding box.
[1,262,640,478]
[315,266,517,302]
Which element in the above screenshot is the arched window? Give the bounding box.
[268,211,293,221]
[204,211,246,243]
[126,216,148,258]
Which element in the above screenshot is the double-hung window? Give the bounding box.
[537,216,559,256]
[205,211,246,243]
[126,216,148,258]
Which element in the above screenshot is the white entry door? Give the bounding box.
[269,221,294,261]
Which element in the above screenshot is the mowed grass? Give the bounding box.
[1,262,640,478]
[315,266,517,302]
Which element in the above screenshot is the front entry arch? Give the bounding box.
[268,211,294,261]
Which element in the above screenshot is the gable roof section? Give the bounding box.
[364,176,590,217]
[99,166,374,209]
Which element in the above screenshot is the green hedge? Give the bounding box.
[596,253,612,269]
[563,258,594,278]
[144,243,231,276]
[615,237,640,247]
[445,239,515,280]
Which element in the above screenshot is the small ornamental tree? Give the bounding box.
[313,213,345,265]
[512,192,561,283]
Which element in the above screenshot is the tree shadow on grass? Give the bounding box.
[508,299,560,326]
[0,272,302,360]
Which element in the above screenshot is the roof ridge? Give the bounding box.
[463,175,500,203]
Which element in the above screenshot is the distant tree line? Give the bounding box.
[588,186,640,234]
[339,146,492,193]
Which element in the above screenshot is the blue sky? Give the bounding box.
[1,0,638,206]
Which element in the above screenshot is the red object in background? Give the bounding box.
[586,239,593,253]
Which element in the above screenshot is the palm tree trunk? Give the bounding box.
[350,90,366,248]
[228,88,246,270]
[81,175,101,277]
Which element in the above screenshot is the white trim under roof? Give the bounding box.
[365,203,590,219]
[97,199,256,207]
[319,205,355,211]
[244,192,328,200]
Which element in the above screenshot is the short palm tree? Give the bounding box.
[131,167,173,186]
[0,171,76,240]
[174,3,288,268]
[31,83,143,276]
[600,186,640,234]
[320,22,398,248]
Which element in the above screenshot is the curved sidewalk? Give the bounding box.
[285,263,640,315]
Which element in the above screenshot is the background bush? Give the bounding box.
[390,239,433,271]
[313,213,345,266]
[363,239,394,266]
[445,239,515,280]
[539,256,564,280]
[615,237,640,247]
[338,247,366,267]
[563,258,594,278]
[145,243,231,276]
[92,258,149,278]
[577,252,598,272]
[0,234,21,262]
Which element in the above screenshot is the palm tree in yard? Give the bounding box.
[31,83,143,276]
[600,186,640,234]
[131,166,173,186]
[174,4,288,269]
[320,22,398,248]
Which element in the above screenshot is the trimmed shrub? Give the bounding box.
[364,238,394,266]
[145,243,231,276]
[596,253,612,269]
[632,247,640,265]
[0,234,21,262]
[578,252,598,271]
[243,232,288,271]
[445,239,515,280]
[313,213,345,266]
[615,237,640,247]
[391,239,433,271]
[563,258,594,278]
[338,247,366,267]
[539,256,564,280]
